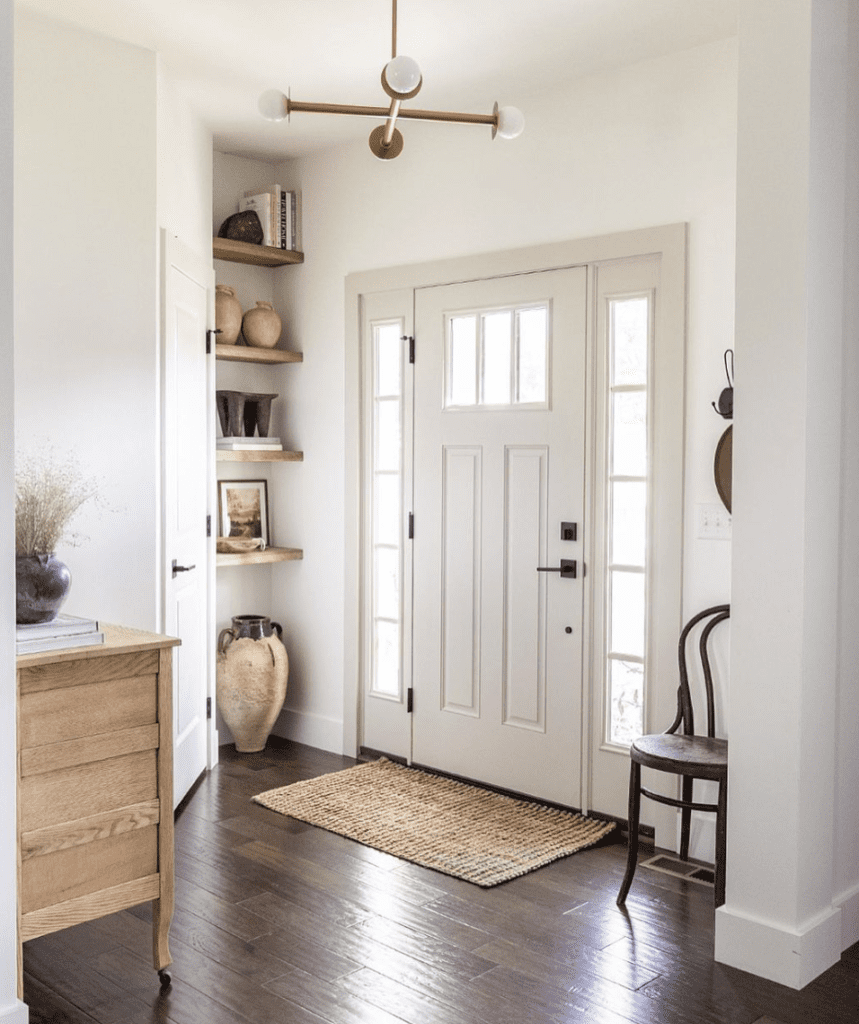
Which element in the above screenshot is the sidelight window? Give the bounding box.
[605,295,650,747]
[370,321,404,698]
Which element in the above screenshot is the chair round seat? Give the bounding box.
[631,734,727,779]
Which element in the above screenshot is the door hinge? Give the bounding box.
[407,687,414,713]
[408,512,414,539]
[404,335,415,364]
[206,697,212,719]
[206,514,212,538]
[206,328,222,354]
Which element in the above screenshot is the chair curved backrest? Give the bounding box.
[665,604,730,739]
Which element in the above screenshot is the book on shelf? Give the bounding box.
[243,185,298,250]
[217,436,282,450]
[16,614,104,655]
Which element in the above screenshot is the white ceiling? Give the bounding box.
[17,0,738,161]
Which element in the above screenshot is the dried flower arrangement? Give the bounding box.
[15,451,98,557]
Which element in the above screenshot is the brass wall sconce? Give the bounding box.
[258,0,525,160]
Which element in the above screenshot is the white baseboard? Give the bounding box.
[715,902,842,989]
[834,881,859,951]
[272,706,344,754]
[0,999,29,1023]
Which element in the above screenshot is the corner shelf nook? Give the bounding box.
[213,236,304,566]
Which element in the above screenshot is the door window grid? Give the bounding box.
[445,304,548,409]
[605,295,650,747]
[370,321,404,698]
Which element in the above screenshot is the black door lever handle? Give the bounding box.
[536,559,577,578]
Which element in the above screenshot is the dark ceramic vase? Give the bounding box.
[16,553,72,624]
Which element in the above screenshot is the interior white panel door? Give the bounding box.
[162,232,214,808]
[412,268,587,806]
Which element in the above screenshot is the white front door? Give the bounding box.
[162,233,214,808]
[411,268,587,806]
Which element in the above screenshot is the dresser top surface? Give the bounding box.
[17,623,180,668]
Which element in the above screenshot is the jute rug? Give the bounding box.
[252,758,615,887]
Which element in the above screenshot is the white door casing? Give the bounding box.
[349,225,686,831]
[161,231,216,808]
[411,269,587,806]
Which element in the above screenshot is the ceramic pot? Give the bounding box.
[16,553,72,624]
[215,285,242,345]
[242,301,282,349]
[217,615,289,752]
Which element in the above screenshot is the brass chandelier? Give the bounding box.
[258,0,525,160]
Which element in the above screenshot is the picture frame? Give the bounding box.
[217,479,270,548]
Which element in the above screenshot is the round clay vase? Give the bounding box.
[216,615,289,752]
[215,285,242,345]
[242,301,282,349]
[16,553,72,624]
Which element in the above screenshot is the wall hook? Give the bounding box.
[712,348,733,419]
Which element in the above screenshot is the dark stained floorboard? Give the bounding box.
[22,739,858,1024]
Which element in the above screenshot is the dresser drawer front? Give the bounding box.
[20,675,158,749]
[19,651,159,694]
[21,825,159,914]
[20,749,158,833]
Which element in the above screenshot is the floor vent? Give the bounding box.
[640,853,715,887]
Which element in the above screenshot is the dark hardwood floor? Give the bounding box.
[24,740,858,1024]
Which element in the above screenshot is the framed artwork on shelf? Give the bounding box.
[218,479,270,548]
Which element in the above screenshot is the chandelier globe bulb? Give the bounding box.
[258,89,289,122]
[496,105,525,140]
[383,55,422,95]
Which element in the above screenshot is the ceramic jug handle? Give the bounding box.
[217,627,236,654]
[270,621,283,640]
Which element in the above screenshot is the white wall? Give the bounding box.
[157,61,213,260]
[262,38,737,761]
[1,0,27,1015]
[835,0,859,950]
[716,0,859,988]
[15,10,159,630]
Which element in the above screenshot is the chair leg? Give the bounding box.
[679,776,693,861]
[715,775,727,907]
[617,760,642,906]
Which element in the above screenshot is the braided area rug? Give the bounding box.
[253,758,615,887]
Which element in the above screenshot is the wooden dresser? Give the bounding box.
[16,624,180,998]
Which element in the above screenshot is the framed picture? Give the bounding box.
[218,479,270,548]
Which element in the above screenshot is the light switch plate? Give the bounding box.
[697,502,732,540]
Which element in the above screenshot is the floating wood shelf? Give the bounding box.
[215,344,303,364]
[216,449,303,462]
[216,547,303,567]
[213,237,304,267]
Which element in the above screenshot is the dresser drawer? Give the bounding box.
[19,674,158,749]
[20,824,158,914]
[20,749,158,833]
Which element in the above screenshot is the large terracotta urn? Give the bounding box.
[242,301,282,349]
[215,285,242,345]
[216,615,289,752]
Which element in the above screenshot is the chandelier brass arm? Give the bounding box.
[259,0,524,160]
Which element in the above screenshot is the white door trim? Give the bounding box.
[159,230,218,792]
[345,225,686,825]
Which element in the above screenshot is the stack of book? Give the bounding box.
[217,436,283,452]
[16,613,104,656]
[238,185,299,250]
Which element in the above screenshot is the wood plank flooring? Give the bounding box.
[23,740,859,1024]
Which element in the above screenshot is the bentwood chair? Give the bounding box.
[617,604,730,907]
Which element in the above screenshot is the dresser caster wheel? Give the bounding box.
[158,970,172,991]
